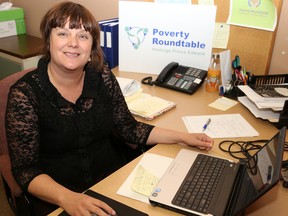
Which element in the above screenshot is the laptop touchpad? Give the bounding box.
[169,163,190,176]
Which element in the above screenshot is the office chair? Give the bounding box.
[0,68,35,216]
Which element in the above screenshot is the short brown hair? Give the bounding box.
[40,1,104,71]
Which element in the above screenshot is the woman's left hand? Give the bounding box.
[147,127,214,151]
[183,133,214,150]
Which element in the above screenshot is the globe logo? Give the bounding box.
[125,26,148,49]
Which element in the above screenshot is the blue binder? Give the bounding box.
[105,22,119,68]
[98,18,118,56]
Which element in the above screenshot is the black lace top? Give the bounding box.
[6,58,154,192]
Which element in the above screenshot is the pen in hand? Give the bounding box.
[202,118,211,132]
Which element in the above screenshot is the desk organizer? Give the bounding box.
[249,74,288,129]
[249,74,288,85]
[224,74,288,129]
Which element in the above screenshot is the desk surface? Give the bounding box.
[0,34,42,59]
[50,68,288,216]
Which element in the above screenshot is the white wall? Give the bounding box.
[269,0,288,74]
[12,0,119,37]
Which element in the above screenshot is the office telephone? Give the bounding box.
[142,62,207,94]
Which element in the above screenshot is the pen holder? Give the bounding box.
[222,80,245,100]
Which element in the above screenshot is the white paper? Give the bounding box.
[212,23,230,49]
[237,85,288,111]
[182,114,259,138]
[0,20,17,38]
[238,96,280,122]
[117,153,173,204]
[116,77,141,97]
[219,49,233,86]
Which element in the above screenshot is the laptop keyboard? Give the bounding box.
[172,154,228,213]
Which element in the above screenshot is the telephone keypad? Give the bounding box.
[154,63,207,94]
[167,77,178,86]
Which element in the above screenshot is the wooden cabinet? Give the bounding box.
[0,34,42,79]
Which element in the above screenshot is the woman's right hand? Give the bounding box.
[61,191,117,216]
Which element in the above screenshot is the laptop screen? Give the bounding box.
[231,127,285,215]
[247,133,281,192]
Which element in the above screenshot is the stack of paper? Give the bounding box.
[116,77,176,120]
[238,85,288,111]
[238,96,280,122]
[237,85,288,122]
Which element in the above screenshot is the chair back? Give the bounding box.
[0,69,34,156]
[0,68,35,215]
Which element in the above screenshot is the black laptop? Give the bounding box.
[149,127,286,216]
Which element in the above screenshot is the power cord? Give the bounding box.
[219,139,288,188]
[218,139,268,160]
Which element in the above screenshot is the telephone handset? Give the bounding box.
[155,62,179,83]
[142,62,207,95]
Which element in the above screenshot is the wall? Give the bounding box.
[12,0,283,75]
[209,0,282,76]
[12,0,119,37]
[269,0,288,74]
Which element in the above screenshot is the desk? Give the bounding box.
[0,34,42,79]
[50,68,288,216]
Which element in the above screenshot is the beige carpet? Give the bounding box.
[0,176,14,216]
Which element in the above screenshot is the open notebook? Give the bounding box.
[126,93,176,120]
[116,77,176,120]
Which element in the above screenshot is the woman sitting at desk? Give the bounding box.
[6,2,214,216]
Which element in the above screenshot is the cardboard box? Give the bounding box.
[0,7,26,38]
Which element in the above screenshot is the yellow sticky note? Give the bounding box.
[131,165,159,196]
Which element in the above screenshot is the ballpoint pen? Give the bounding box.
[202,118,211,132]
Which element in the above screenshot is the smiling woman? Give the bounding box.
[5,2,213,216]
[40,1,103,71]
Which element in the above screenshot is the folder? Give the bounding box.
[105,22,119,68]
[98,18,118,56]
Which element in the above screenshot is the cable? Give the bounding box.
[219,139,288,168]
[218,139,267,160]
